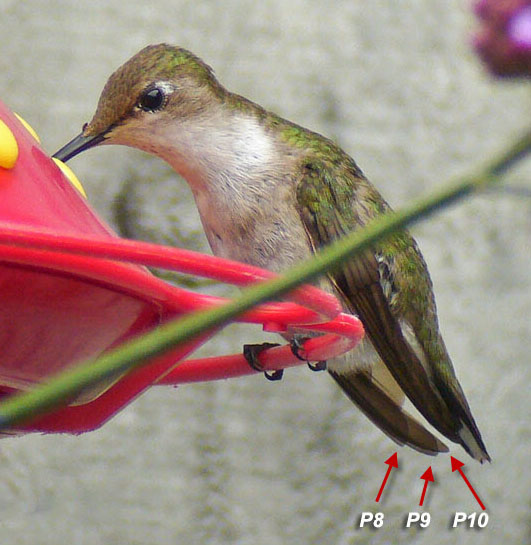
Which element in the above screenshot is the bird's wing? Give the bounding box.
[328,365,448,455]
[295,160,463,451]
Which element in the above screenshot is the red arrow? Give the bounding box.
[419,466,434,507]
[451,456,486,510]
[375,452,398,502]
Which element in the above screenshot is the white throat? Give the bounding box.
[152,111,276,196]
[142,109,296,262]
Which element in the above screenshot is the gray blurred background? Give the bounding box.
[0,1,530,544]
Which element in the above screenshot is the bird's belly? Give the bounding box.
[197,196,379,374]
[203,216,312,272]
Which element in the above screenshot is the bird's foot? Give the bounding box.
[243,343,283,381]
[290,335,310,361]
[308,360,327,372]
[290,335,326,372]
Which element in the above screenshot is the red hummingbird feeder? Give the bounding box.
[0,99,364,435]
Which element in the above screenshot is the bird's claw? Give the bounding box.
[307,360,327,372]
[290,336,326,371]
[264,369,284,381]
[243,343,283,381]
[290,335,310,361]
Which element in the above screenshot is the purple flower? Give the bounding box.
[473,0,531,77]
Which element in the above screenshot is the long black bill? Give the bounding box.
[53,132,106,162]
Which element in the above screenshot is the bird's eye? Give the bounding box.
[138,87,166,112]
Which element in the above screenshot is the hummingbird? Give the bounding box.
[54,44,489,462]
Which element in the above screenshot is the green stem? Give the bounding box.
[0,129,529,429]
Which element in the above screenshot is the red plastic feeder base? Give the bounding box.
[0,100,363,435]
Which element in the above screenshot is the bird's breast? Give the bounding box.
[193,184,312,272]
